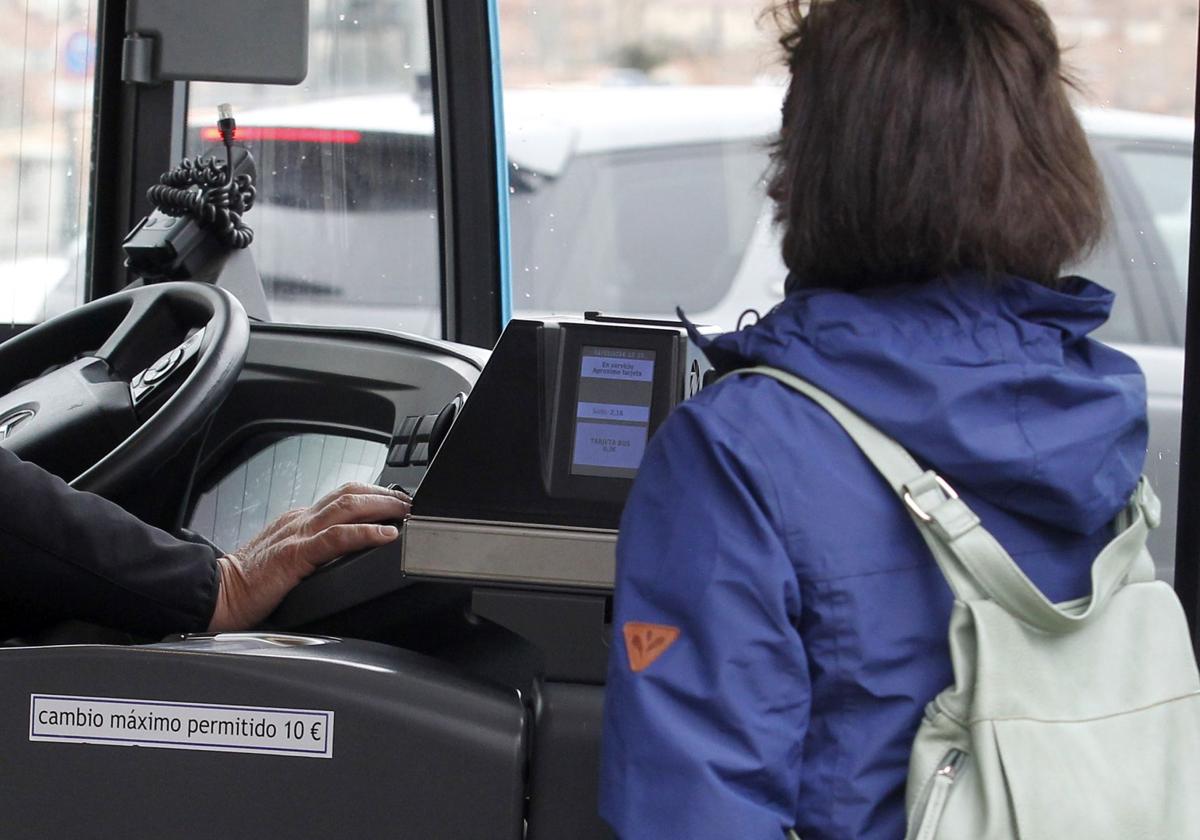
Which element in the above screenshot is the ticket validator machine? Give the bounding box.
[408,315,711,588]
[0,316,711,840]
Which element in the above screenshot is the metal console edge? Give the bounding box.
[402,516,616,590]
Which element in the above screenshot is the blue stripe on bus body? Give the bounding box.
[488,0,514,329]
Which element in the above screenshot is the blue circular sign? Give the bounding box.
[65,32,91,77]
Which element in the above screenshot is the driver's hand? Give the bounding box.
[207,482,411,632]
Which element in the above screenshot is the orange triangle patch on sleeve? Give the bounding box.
[623,622,681,673]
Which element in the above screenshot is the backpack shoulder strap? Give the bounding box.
[730,366,1157,633]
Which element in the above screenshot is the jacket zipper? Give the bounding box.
[908,749,968,840]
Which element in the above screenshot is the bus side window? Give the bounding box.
[0,7,98,334]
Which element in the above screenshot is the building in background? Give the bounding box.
[500,0,1200,118]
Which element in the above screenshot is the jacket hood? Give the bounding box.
[688,274,1147,535]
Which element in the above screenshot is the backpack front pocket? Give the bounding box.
[990,694,1200,840]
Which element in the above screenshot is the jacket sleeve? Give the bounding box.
[599,400,810,839]
[0,446,220,636]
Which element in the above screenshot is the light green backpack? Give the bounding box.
[738,367,1200,840]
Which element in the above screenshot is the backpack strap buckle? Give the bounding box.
[1134,477,1162,530]
[904,471,981,543]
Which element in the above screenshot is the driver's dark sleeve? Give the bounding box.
[0,446,220,637]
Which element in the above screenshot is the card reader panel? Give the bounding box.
[414,318,705,530]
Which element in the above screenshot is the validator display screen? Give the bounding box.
[570,346,657,479]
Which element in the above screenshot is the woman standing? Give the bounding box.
[599,1,1146,837]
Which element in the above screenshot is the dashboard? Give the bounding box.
[181,323,484,626]
[185,316,707,630]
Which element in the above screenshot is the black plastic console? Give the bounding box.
[0,634,526,839]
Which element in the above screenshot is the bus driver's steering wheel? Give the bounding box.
[0,282,248,498]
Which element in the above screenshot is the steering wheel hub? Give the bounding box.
[0,282,249,497]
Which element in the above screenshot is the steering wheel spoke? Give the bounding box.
[93,294,162,374]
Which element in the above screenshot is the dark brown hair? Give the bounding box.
[766,0,1107,290]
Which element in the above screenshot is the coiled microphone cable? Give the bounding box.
[145,103,257,250]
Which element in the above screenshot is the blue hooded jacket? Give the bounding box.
[599,275,1147,839]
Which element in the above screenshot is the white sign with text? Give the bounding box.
[29,694,334,758]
